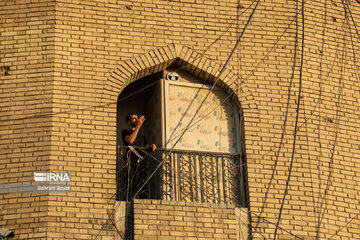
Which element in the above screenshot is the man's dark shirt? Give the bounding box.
[120,128,150,200]
[121,129,148,147]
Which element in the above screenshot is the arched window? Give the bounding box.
[116,66,247,207]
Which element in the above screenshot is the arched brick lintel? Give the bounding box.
[104,44,258,120]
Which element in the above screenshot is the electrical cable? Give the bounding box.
[292,13,352,234]
[343,0,360,86]
[343,0,360,41]
[4,1,353,239]
[302,104,318,238]
[146,7,348,232]
[97,145,241,239]
[2,11,255,190]
[251,212,305,240]
[237,0,242,90]
[327,212,358,240]
[287,16,350,238]
[0,0,256,125]
[229,0,347,158]
[235,6,245,230]
[297,19,349,130]
[252,0,300,234]
[92,2,258,238]
[166,0,317,147]
[165,0,257,142]
[131,0,262,201]
[164,0,308,148]
[93,0,358,238]
[314,0,328,232]
[177,5,352,237]
[0,0,299,141]
[92,161,129,240]
[273,0,305,238]
[315,4,348,238]
[0,79,161,123]
[1,6,254,159]
[233,0,354,133]
[106,195,121,237]
[1,1,354,240]
[94,148,147,240]
[140,0,262,199]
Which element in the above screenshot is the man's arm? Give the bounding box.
[124,115,145,145]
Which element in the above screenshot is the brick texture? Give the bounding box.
[0,0,55,239]
[133,199,237,240]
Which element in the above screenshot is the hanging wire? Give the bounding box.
[315,2,349,238]
[343,0,360,86]
[251,212,305,240]
[273,0,306,238]
[131,0,262,201]
[92,161,129,240]
[93,2,259,238]
[343,0,360,41]
[0,0,256,125]
[252,0,301,234]
[314,0,329,232]
[327,213,358,240]
[164,0,308,147]
[93,0,360,239]
[95,6,263,238]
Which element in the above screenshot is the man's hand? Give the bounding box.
[150,144,156,152]
[137,115,145,127]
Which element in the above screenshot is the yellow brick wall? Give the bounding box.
[1,0,360,239]
[0,0,55,239]
[133,199,237,240]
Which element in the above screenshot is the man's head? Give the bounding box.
[126,114,138,128]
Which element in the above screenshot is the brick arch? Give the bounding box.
[103,44,258,121]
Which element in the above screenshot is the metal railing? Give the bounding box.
[116,146,244,206]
